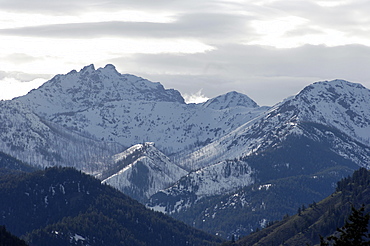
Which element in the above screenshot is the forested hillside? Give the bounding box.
[0,167,222,246]
[0,226,28,246]
[232,168,370,246]
[157,131,357,238]
[0,151,37,173]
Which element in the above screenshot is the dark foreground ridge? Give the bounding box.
[0,166,222,246]
[232,168,370,246]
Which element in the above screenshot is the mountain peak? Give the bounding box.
[104,64,116,70]
[294,79,370,107]
[102,142,187,203]
[17,64,186,113]
[80,64,95,73]
[112,142,156,163]
[98,64,120,75]
[202,91,259,110]
[79,64,118,73]
[298,79,366,97]
[322,79,364,88]
[284,79,370,145]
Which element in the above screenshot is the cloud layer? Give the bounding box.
[1,0,370,105]
[109,43,370,105]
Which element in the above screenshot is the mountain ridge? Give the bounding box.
[15,64,264,157]
[177,79,370,170]
[147,122,361,238]
[101,142,187,203]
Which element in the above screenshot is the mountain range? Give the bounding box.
[1,64,370,239]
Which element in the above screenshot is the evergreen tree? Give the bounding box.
[321,204,370,246]
[231,234,235,243]
[0,225,28,246]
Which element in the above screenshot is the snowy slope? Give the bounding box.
[0,100,121,172]
[178,80,370,170]
[148,118,370,216]
[148,159,254,214]
[291,80,370,144]
[16,64,267,156]
[102,142,187,203]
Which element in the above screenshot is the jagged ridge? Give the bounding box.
[15,64,264,156]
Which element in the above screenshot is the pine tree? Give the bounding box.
[321,204,370,246]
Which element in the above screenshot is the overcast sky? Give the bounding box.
[1,0,370,105]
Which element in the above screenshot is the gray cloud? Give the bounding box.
[0,12,254,43]
[0,70,51,82]
[2,0,368,46]
[3,0,369,38]
[119,44,370,80]
[4,53,40,64]
[0,0,93,14]
[2,0,370,106]
[0,0,236,14]
[284,25,325,37]
[267,0,370,35]
[107,44,370,105]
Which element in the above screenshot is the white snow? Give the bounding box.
[258,184,272,190]
[178,79,370,170]
[102,143,187,202]
[148,159,255,213]
[259,219,267,228]
[15,65,267,158]
[71,233,86,242]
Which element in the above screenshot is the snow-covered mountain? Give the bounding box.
[147,79,370,236]
[178,79,370,170]
[201,91,259,110]
[101,142,187,203]
[0,64,267,206]
[286,79,370,145]
[148,118,368,217]
[16,64,266,156]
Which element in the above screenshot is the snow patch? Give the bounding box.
[71,233,86,242]
[258,184,272,190]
